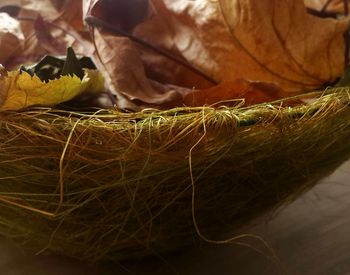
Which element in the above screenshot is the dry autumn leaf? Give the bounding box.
[0,12,24,66]
[0,69,104,111]
[183,79,291,107]
[92,29,185,109]
[0,0,93,69]
[22,0,86,33]
[1,0,349,111]
[136,0,349,93]
[87,0,151,33]
[92,24,290,109]
[305,0,345,14]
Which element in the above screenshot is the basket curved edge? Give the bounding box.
[0,88,349,261]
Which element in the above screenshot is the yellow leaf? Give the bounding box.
[0,69,104,111]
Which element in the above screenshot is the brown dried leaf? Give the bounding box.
[33,15,67,54]
[305,0,345,13]
[57,0,85,32]
[93,29,185,109]
[87,0,151,33]
[22,0,84,30]
[137,0,349,93]
[3,9,66,68]
[3,2,93,69]
[183,79,292,107]
[0,12,24,65]
[21,0,58,16]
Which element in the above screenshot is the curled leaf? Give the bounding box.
[3,2,93,69]
[88,0,151,33]
[137,0,349,93]
[93,29,184,109]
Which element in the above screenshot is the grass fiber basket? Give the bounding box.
[0,88,350,262]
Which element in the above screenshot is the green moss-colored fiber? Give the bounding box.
[0,88,350,262]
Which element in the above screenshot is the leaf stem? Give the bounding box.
[321,0,333,12]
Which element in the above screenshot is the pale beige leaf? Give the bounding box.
[21,0,58,16]
[0,13,24,65]
[22,0,85,31]
[3,3,93,69]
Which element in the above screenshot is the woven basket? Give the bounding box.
[0,88,350,262]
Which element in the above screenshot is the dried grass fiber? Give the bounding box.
[1,88,350,262]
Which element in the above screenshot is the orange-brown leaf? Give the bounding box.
[183,79,292,107]
[305,0,345,14]
[136,0,349,93]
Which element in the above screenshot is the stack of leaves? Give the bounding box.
[0,0,349,111]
